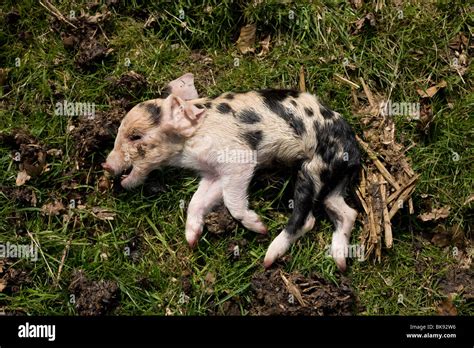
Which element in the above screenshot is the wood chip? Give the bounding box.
[356,136,400,190]
[280,270,306,307]
[335,73,360,89]
[298,66,306,92]
[380,181,392,248]
[386,174,420,204]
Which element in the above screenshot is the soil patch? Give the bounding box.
[68,269,120,316]
[249,269,357,315]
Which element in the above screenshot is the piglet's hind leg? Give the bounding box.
[221,166,267,235]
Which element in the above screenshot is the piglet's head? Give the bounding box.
[103,74,204,189]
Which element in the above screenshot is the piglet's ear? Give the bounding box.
[166,73,199,101]
[161,94,205,138]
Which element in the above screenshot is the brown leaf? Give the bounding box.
[463,194,474,206]
[352,13,375,35]
[256,35,271,57]
[418,206,450,222]
[448,32,468,51]
[236,24,256,54]
[204,272,216,284]
[437,296,457,316]
[97,175,111,192]
[91,207,116,220]
[417,80,447,98]
[15,170,31,186]
[350,0,363,9]
[204,272,216,294]
[41,200,65,216]
[0,278,6,292]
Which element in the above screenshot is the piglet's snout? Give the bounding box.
[102,150,131,177]
[101,162,113,173]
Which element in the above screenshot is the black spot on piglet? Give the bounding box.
[217,103,233,114]
[241,130,263,150]
[238,109,261,124]
[142,103,161,125]
[319,103,335,119]
[304,107,314,117]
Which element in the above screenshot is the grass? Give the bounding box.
[0,0,472,315]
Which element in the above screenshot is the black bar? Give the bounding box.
[0,316,471,346]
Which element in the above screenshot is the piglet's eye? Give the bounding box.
[129,134,142,141]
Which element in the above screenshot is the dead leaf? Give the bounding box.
[463,194,474,206]
[204,272,216,284]
[15,170,31,186]
[418,206,450,222]
[280,270,306,307]
[97,175,111,192]
[41,200,65,216]
[437,296,457,316]
[204,272,216,294]
[236,24,256,54]
[352,13,375,35]
[91,207,116,220]
[0,279,6,292]
[448,32,468,51]
[256,35,271,57]
[417,80,447,98]
[350,0,363,9]
[46,148,63,157]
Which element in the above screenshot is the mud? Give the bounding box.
[68,102,125,168]
[0,260,31,296]
[0,128,48,179]
[108,71,148,99]
[249,269,357,315]
[204,204,238,235]
[68,269,120,316]
[51,8,114,70]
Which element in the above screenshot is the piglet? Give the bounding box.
[103,73,360,271]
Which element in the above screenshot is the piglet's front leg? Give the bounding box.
[185,176,223,247]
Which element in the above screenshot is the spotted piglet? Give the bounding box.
[103,73,360,271]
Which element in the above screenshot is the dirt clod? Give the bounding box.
[204,204,237,234]
[68,105,125,168]
[109,71,148,98]
[51,9,113,70]
[68,269,120,316]
[0,128,49,184]
[249,269,357,315]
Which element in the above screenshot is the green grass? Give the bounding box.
[0,0,472,315]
